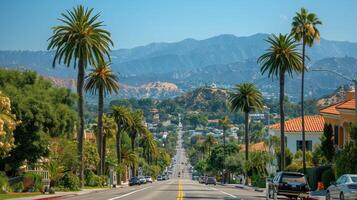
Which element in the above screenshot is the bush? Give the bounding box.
[321,168,335,189]
[0,172,9,193]
[12,182,24,192]
[285,162,301,172]
[58,172,80,191]
[49,187,55,194]
[23,173,42,192]
[84,171,101,187]
[251,173,266,188]
[335,143,357,177]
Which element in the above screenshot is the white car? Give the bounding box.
[326,174,357,200]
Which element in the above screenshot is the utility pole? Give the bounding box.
[311,68,357,119]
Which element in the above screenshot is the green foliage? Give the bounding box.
[0,172,9,193]
[251,173,266,188]
[245,152,271,176]
[183,113,208,128]
[0,70,77,171]
[194,160,208,174]
[84,170,102,187]
[321,124,335,162]
[335,143,357,177]
[225,155,243,174]
[58,172,80,191]
[23,173,42,192]
[84,141,99,170]
[350,122,357,141]
[207,143,239,173]
[12,182,24,192]
[321,168,335,189]
[49,187,55,194]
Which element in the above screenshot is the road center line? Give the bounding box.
[219,190,237,198]
[107,186,152,200]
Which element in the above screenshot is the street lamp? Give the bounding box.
[311,68,357,119]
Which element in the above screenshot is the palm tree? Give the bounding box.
[128,110,145,176]
[139,130,158,163]
[229,83,264,161]
[291,8,321,173]
[204,134,217,157]
[101,115,117,172]
[219,116,231,184]
[48,5,113,185]
[112,106,133,185]
[258,34,303,170]
[85,61,119,175]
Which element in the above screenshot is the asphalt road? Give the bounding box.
[63,128,266,200]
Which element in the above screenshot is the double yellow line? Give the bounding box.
[176,179,183,200]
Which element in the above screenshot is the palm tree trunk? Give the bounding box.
[223,128,226,184]
[98,86,104,175]
[244,111,249,161]
[116,129,122,185]
[77,59,85,188]
[103,135,107,174]
[130,136,135,177]
[301,41,307,174]
[279,70,286,171]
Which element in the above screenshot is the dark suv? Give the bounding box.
[129,176,141,186]
[267,172,310,199]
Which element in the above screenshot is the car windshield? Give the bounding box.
[351,176,357,183]
[208,177,215,181]
[282,174,306,183]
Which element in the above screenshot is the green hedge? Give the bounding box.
[58,172,80,191]
[321,168,335,189]
[23,173,42,192]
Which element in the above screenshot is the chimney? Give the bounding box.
[346,90,355,100]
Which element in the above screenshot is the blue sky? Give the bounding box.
[1,0,356,50]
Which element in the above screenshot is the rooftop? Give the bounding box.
[269,115,324,132]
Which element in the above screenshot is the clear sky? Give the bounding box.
[1,0,356,50]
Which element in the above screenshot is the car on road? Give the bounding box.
[138,176,147,184]
[129,177,141,186]
[205,177,217,185]
[145,176,153,183]
[326,174,357,200]
[267,171,310,199]
[157,175,163,181]
[199,176,207,184]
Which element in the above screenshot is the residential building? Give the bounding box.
[269,115,325,154]
[320,91,355,148]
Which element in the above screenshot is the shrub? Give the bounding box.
[0,172,9,193]
[285,162,301,172]
[251,173,266,188]
[12,182,24,192]
[321,168,335,189]
[49,187,55,194]
[23,173,42,192]
[58,172,80,191]
[84,170,101,187]
[335,143,357,177]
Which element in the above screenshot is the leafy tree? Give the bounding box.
[291,7,322,173]
[229,83,264,161]
[204,134,217,157]
[48,5,113,185]
[85,61,119,175]
[83,141,100,171]
[258,34,303,170]
[207,143,239,177]
[321,124,335,163]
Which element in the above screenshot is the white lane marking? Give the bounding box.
[107,186,152,200]
[219,190,237,198]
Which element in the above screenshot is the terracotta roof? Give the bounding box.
[320,98,355,115]
[269,115,324,132]
[240,142,268,152]
[336,99,355,110]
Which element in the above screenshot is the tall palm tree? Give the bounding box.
[128,110,145,176]
[204,134,217,157]
[139,130,158,163]
[101,115,117,172]
[219,116,231,184]
[229,83,264,161]
[291,8,321,173]
[258,34,303,170]
[85,61,119,175]
[48,5,113,185]
[112,106,133,185]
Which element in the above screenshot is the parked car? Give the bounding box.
[129,177,141,186]
[138,176,147,184]
[205,177,217,185]
[326,174,357,200]
[157,175,163,181]
[199,176,207,184]
[267,171,310,199]
[145,176,153,183]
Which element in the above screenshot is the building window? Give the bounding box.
[296,140,312,151]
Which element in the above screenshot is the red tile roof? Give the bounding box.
[320,99,355,115]
[336,99,355,110]
[270,115,324,132]
[240,142,268,152]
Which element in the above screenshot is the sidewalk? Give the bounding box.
[11,184,128,200]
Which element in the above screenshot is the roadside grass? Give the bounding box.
[83,185,110,189]
[0,192,42,200]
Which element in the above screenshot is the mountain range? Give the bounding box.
[1,33,357,100]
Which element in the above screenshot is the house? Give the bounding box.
[320,90,355,148]
[239,141,268,152]
[269,115,325,154]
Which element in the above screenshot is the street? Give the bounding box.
[62,129,266,200]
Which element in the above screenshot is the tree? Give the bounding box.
[139,130,158,163]
[229,83,264,161]
[85,61,119,175]
[291,7,322,173]
[112,106,132,185]
[48,5,113,186]
[0,92,17,158]
[100,115,117,172]
[204,134,217,157]
[128,110,145,176]
[218,116,231,183]
[321,124,335,163]
[258,34,303,170]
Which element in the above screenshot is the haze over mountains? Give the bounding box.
[1,33,357,100]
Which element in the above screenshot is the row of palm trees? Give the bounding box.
[228,8,321,172]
